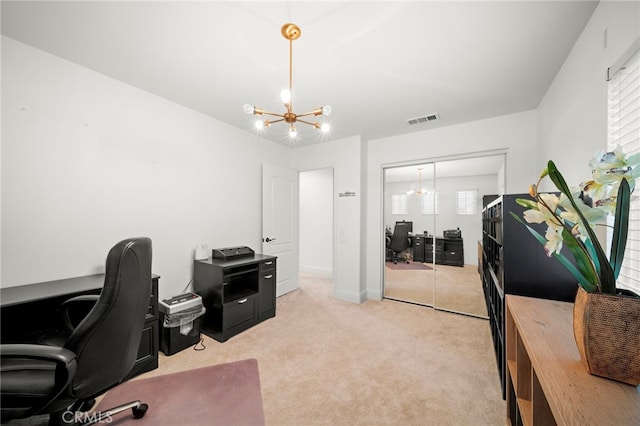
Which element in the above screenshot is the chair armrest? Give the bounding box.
[62,295,100,305]
[1,344,78,420]
[61,295,99,331]
[1,344,76,365]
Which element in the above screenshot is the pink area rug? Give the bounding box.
[386,261,433,271]
[95,359,264,426]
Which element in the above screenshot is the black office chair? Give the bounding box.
[0,237,153,425]
[389,224,411,264]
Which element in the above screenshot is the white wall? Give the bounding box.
[299,168,333,276]
[292,136,364,303]
[366,110,538,299]
[537,1,640,188]
[1,36,291,298]
[6,1,636,307]
[385,173,498,265]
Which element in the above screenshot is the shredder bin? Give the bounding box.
[159,293,205,356]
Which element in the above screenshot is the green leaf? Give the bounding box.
[547,161,616,293]
[583,237,601,276]
[509,212,595,291]
[560,228,598,290]
[610,178,630,279]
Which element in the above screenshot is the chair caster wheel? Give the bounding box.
[132,403,148,419]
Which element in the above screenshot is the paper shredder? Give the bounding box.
[159,292,205,355]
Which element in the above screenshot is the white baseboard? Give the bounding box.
[334,287,367,304]
[299,265,333,276]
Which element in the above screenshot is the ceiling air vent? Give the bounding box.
[406,113,439,126]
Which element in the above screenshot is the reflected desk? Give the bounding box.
[385,232,464,267]
[412,235,465,267]
[1,274,160,380]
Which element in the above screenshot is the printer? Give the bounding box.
[443,228,462,239]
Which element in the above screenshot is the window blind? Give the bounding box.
[391,194,407,215]
[456,190,478,215]
[607,45,640,294]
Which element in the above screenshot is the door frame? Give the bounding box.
[297,167,336,293]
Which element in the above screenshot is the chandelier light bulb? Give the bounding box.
[254,120,264,130]
[289,128,298,138]
[321,122,330,132]
[280,89,291,104]
[321,105,332,116]
[243,104,255,115]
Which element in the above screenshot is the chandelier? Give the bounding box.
[243,23,332,139]
[407,167,426,195]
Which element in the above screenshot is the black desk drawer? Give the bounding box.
[125,319,159,380]
[261,259,276,272]
[222,294,258,338]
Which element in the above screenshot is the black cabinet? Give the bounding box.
[194,254,277,342]
[258,259,276,320]
[421,236,464,267]
[441,238,464,266]
[125,275,159,380]
[425,237,442,264]
[482,194,578,398]
[412,236,425,262]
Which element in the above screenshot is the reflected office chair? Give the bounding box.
[389,224,411,264]
[0,237,153,425]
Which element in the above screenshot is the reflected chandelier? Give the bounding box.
[243,23,331,138]
[407,167,426,195]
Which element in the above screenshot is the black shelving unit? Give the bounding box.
[482,194,579,398]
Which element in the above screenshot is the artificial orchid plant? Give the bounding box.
[510,145,639,294]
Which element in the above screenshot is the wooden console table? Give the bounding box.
[506,295,639,425]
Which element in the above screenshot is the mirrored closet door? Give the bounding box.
[383,163,435,306]
[383,154,506,318]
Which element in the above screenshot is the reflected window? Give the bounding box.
[456,190,478,215]
[391,194,407,215]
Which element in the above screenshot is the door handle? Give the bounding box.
[237,298,248,304]
[263,237,277,243]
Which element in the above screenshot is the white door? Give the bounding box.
[262,163,299,296]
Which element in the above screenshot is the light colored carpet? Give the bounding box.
[385,264,488,317]
[136,272,504,425]
[5,272,504,426]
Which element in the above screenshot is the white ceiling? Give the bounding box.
[1,1,598,147]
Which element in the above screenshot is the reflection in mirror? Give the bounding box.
[383,154,505,319]
[432,156,504,318]
[384,163,435,306]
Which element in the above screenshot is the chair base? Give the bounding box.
[390,252,410,264]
